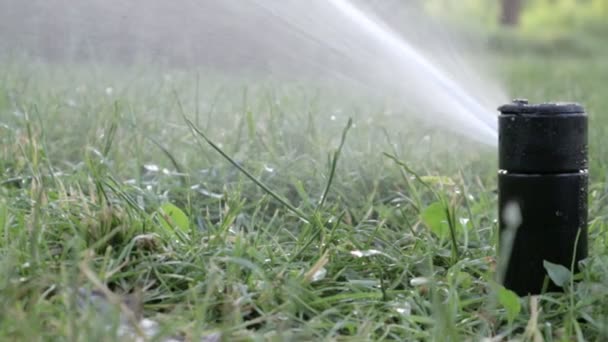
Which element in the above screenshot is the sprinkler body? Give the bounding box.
[498,100,588,296]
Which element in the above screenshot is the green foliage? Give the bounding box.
[426,0,608,36]
[0,200,6,232]
[522,0,608,35]
[420,201,451,239]
[1,45,608,340]
[543,260,572,288]
[158,203,190,233]
[497,285,521,324]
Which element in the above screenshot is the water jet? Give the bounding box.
[498,99,588,295]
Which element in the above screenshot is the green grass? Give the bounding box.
[1,48,608,341]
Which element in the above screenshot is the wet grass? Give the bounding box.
[1,51,608,341]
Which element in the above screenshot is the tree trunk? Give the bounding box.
[500,0,521,26]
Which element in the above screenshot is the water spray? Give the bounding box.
[498,99,588,295]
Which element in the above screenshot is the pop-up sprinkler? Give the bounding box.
[498,99,588,296]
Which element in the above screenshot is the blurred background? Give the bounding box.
[428,0,608,56]
[1,0,606,65]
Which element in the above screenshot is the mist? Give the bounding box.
[0,0,506,146]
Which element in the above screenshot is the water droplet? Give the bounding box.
[330,115,336,121]
[311,267,327,282]
[395,302,412,316]
[191,185,223,199]
[502,201,522,228]
[143,164,160,172]
[409,277,429,286]
[105,87,113,96]
[350,249,383,258]
[264,164,275,173]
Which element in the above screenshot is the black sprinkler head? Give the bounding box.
[498,99,588,296]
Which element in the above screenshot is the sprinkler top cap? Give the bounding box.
[498,100,584,115]
[498,99,588,173]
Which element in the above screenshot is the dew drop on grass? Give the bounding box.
[264,164,275,173]
[191,185,224,199]
[311,267,327,282]
[350,249,382,258]
[143,164,160,172]
[409,277,429,286]
[394,302,412,316]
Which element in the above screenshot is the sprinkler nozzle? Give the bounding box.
[498,100,588,296]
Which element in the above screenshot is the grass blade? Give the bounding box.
[184,116,310,223]
[318,118,352,209]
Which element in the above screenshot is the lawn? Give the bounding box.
[1,45,607,340]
